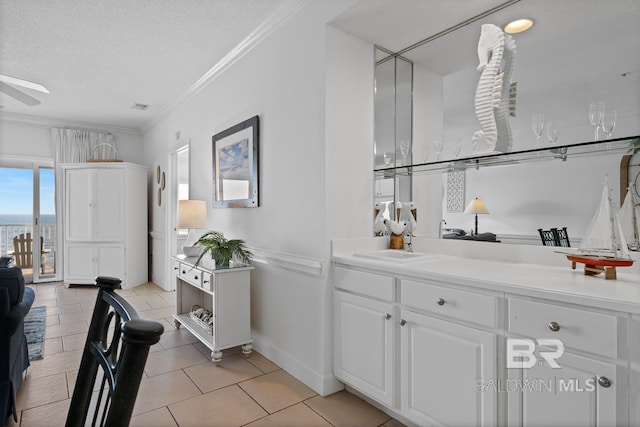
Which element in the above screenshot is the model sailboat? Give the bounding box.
[565,179,635,279]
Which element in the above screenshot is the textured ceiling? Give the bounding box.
[0,0,303,132]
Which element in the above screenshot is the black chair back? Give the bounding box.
[65,277,163,427]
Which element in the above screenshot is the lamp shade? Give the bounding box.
[463,197,489,215]
[178,200,206,229]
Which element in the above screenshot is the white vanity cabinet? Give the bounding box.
[333,267,396,406]
[506,297,624,427]
[400,279,498,426]
[62,163,147,287]
[172,257,253,364]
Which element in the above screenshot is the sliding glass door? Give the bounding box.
[0,162,58,283]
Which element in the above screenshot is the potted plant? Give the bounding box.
[194,231,253,269]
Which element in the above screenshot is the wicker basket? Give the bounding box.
[87,142,123,162]
[189,305,214,335]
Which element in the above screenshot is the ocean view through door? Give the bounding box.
[0,164,57,282]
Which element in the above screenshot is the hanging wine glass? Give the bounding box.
[433,139,444,161]
[588,102,602,141]
[531,113,544,147]
[546,120,559,145]
[600,109,616,140]
[399,140,410,165]
[453,138,462,157]
[383,151,392,166]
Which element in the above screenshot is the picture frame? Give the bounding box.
[212,115,259,208]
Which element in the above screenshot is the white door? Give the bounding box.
[508,352,618,427]
[0,162,59,283]
[65,169,93,241]
[93,169,124,241]
[65,243,94,281]
[95,244,125,279]
[334,290,395,406]
[400,309,497,427]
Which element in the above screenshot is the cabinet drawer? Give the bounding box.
[508,298,618,358]
[178,263,203,288]
[201,272,213,291]
[401,280,498,328]
[172,259,181,277]
[334,266,394,301]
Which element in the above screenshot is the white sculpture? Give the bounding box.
[373,202,386,236]
[472,24,517,153]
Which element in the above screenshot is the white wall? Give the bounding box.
[143,0,362,396]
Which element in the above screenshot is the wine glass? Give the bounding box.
[531,113,544,147]
[399,140,410,165]
[546,120,559,145]
[433,139,444,160]
[453,138,462,157]
[589,102,603,141]
[600,109,616,140]
[383,151,392,166]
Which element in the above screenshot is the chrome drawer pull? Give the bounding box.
[400,319,407,326]
[597,377,611,388]
[384,313,391,320]
[437,298,445,306]
[548,321,560,332]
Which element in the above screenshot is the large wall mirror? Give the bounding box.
[338,0,640,243]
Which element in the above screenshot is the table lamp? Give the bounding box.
[178,200,206,256]
[463,197,489,236]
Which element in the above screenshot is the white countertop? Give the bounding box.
[331,237,640,314]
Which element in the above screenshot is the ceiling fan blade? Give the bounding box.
[0,74,49,94]
[0,82,41,106]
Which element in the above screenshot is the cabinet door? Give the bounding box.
[334,291,395,406]
[95,244,125,279]
[508,352,618,427]
[65,169,93,241]
[400,309,496,427]
[93,169,124,241]
[65,243,95,281]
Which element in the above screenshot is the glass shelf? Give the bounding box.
[375,135,640,176]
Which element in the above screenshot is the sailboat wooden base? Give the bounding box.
[567,255,634,280]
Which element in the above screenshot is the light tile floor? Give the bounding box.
[7,282,405,427]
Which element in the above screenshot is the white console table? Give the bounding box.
[172,256,253,363]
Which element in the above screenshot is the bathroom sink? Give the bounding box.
[353,250,437,263]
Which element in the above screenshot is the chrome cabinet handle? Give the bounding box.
[400,319,407,326]
[437,298,445,306]
[548,321,560,332]
[384,313,391,320]
[194,275,198,280]
[598,377,611,388]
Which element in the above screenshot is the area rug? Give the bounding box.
[24,306,46,361]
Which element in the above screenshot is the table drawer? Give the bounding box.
[508,297,618,358]
[334,266,394,301]
[401,280,498,327]
[178,263,203,288]
[202,272,213,291]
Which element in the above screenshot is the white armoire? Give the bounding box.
[61,163,147,288]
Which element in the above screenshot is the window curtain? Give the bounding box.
[51,128,119,282]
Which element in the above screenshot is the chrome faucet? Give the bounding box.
[439,219,447,239]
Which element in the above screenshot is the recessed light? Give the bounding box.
[504,19,533,34]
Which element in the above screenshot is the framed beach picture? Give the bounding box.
[212,115,259,208]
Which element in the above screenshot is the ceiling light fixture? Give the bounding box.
[504,18,533,34]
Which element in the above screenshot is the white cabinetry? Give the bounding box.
[333,266,498,426]
[62,163,147,287]
[334,267,395,406]
[507,297,623,427]
[172,257,253,363]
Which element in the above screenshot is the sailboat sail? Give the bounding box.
[579,183,630,259]
[618,191,639,249]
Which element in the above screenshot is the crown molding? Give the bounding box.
[0,111,142,136]
[142,0,309,134]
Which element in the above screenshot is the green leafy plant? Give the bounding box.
[194,231,252,268]
[629,137,640,155]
